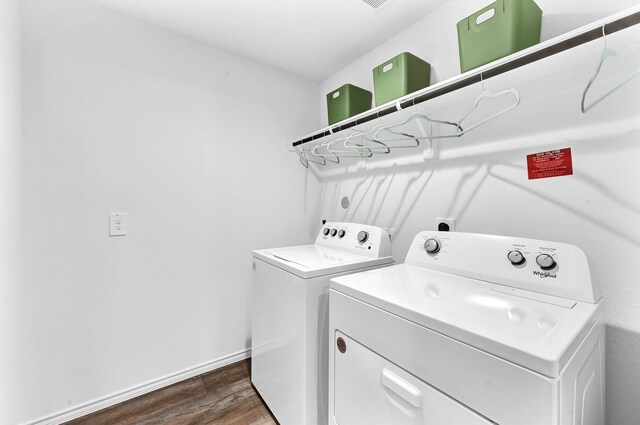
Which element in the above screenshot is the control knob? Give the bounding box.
[507,250,525,266]
[330,228,338,237]
[322,228,330,236]
[338,229,346,238]
[424,238,440,254]
[357,231,369,243]
[536,254,556,270]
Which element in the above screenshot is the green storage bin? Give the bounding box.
[457,0,542,73]
[373,52,431,106]
[326,84,372,126]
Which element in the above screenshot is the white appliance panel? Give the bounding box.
[264,245,369,269]
[251,222,393,425]
[330,264,600,377]
[254,243,392,279]
[315,222,392,258]
[252,258,307,424]
[329,290,557,425]
[333,332,493,425]
[405,231,599,303]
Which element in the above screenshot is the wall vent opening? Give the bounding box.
[361,0,394,10]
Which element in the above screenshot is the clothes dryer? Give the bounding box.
[329,231,603,425]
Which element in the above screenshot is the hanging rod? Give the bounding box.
[292,7,640,148]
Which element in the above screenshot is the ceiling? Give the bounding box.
[89,0,448,81]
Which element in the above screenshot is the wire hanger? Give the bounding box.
[372,101,462,142]
[287,142,314,169]
[298,150,309,168]
[310,142,340,163]
[301,148,327,166]
[324,140,375,158]
[324,130,378,158]
[343,123,392,154]
[454,73,521,135]
[581,25,640,113]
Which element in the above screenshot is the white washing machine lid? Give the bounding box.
[253,245,393,279]
[330,264,602,377]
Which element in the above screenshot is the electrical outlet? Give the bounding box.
[436,217,455,232]
[109,213,128,236]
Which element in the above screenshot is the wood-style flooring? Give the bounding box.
[65,359,279,425]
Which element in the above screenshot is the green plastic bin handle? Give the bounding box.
[469,0,505,29]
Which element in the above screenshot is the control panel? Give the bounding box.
[316,222,392,259]
[405,231,599,304]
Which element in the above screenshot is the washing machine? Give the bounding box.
[329,231,604,425]
[251,222,394,425]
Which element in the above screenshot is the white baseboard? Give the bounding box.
[22,349,251,425]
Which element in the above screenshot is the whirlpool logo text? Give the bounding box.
[533,270,557,278]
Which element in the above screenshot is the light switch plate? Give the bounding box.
[110,213,127,236]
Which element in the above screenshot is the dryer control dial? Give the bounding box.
[330,228,338,237]
[507,250,525,265]
[322,228,330,236]
[536,254,556,270]
[424,238,440,254]
[338,229,346,238]
[357,231,369,243]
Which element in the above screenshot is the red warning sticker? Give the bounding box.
[527,148,573,180]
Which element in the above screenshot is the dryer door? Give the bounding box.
[332,332,494,425]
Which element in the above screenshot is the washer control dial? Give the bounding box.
[536,254,556,270]
[424,238,440,254]
[357,231,369,243]
[338,229,346,238]
[507,250,525,265]
[322,228,330,236]
[330,228,338,237]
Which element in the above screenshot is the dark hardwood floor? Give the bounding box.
[65,359,278,425]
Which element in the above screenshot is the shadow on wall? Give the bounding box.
[321,161,435,239]
[542,13,610,40]
[488,163,640,250]
[311,136,640,250]
[606,324,640,425]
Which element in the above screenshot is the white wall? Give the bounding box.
[14,0,320,423]
[317,1,640,424]
[0,1,22,424]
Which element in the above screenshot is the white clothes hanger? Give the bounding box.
[342,124,392,154]
[372,102,462,142]
[454,85,521,135]
[324,134,377,158]
[289,145,311,168]
[301,148,327,166]
[298,150,309,168]
[581,25,640,113]
[310,143,340,163]
[324,141,374,157]
[370,83,520,143]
